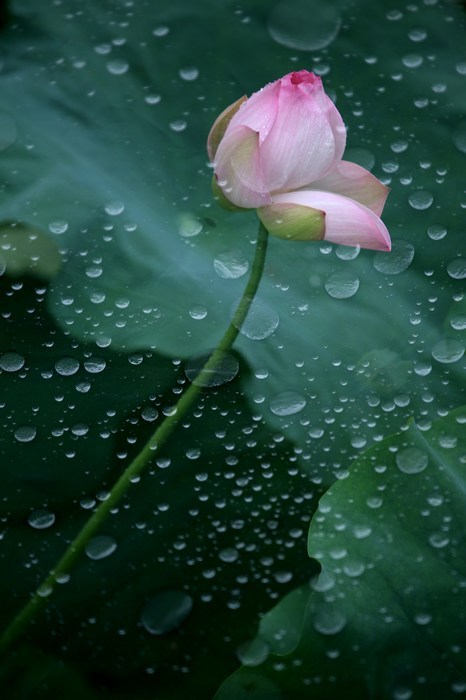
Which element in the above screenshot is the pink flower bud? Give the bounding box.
[208,71,391,251]
[208,70,347,208]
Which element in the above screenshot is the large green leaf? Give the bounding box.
[215,406,466,698]
[0,0,464,487]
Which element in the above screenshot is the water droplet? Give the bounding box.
[408,190,433,210]
[179,67,199,81]
[84,357,106,373]
[141,590,193,635]
[219,547,239,563]
[213,250,249,279]
[396,447,428,475]
[335,245,360,261]
[106,59,129,75]
[427,224,447,240]
[428,532,449,549]
[0,352,25,372]
[104,200,125,216]
[450,314,466,331]
[85,535,117,560]
[402,54,423,68]
[14,426,36,443]
[373,240,414,275]
[152,26,169,37]
[141,407,158,422]
[48,220,68,235]
[432,339,464,364]
[452,120,466,154]
[447,258,466,280]
[0,113,17,151]
[169,120,187,132]
[178,213,202,238]
[55,357,80,376]
[144,94,161,105]
[185,351,239,388]
[188,305,208,320]
[27,509,56,530]
[270,391,306,416]
[236,638,270,667]
[268,0,341,51]
[325,271,360,299]
[313,604,346,635]
[233,298,279,340]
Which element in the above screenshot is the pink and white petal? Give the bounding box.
[306,161,389,216]
[258,202,325,241]
[214,124,272,209]
[207,95,247,162]
[226,80,281,143]
[319,94,347,166]
[271,190,391,251]
[260,82,346,192]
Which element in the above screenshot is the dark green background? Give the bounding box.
[0,0,464,697]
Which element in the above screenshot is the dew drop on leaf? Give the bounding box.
[0,352,25,372]
[373,240,414,275]
[14,426,36,443]
[446,258,466,280]
[85,535,117,561]
[313,603,346,635]
[233,298,279,340]
[431,339,464,364]
[236,638,270,667]
[27,509,56,530]
[325,271,360,299]
[140,590,193,635]
[396,447,428,474]
[184,351,239,387]
[213,250,249,279]
[268,0,341,51]
[269,391,306,417]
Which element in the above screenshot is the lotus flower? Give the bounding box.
[208,70,390,251]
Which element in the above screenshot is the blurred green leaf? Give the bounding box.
[215,406,466,698]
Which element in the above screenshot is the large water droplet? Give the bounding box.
[270,391,306,416]
[396,447,428,475]
[0,352,25,372]
[27,509,56,530]
[447,258,466,280]
[373,240,414,275]
[325,271,360,299]
[14,426,36,443]
[313,604,346,635]
[85,535,117,560]
[452,120,466,154]
[185,351,239,387]
[213,250,249,279]
[55,357,80,376]
[432,339,464,364]
[268,0,341,51]
[408,190,433,210]
[141,590,193,635]
[233,298,279,340]
[236,638,270,667]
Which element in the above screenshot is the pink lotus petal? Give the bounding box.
[271,190,391,251]
[307,161,389,216]
[213,124,272,208]
[259,75,347,192]
[207,95,247,162]
[225,80,281,145]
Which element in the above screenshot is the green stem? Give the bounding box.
[0,222,269,656]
